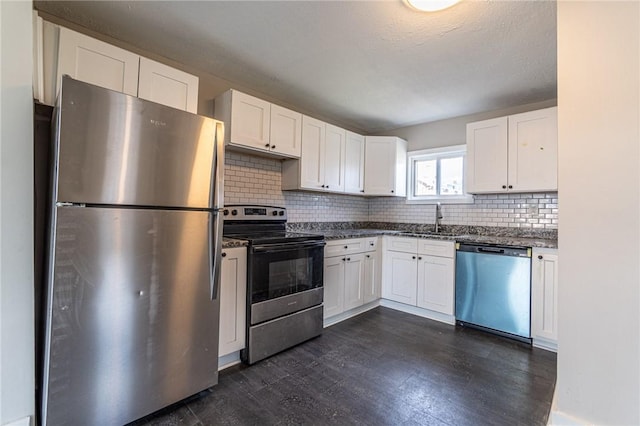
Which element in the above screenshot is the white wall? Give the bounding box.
[553,2,639,425]
[378,99,556,151]
[0,1,35,425]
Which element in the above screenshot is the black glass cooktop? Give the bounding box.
[224,230,324,245]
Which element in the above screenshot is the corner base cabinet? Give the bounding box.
[323,237,380,322]
[531,248,558,351]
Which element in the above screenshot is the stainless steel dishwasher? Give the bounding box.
[455,243,532,342]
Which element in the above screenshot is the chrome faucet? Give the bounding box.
[435,202,443,233]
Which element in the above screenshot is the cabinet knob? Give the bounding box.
[418,256,422,260]
[221,252,227,258]
[370,242,374,246]
[342,258,346,261]
[271,145,276,149]
[265,143,270,147]
[412,256,416,259]
[391,190,395,193]
[326,185,330,189]
[508,185,513,189]
[538,255,543,260]
[321,185,326,188]
[344,246,348,249]
[366,254,370,258]
[361,190,365,193]
[502,185,507,189]
[346,257,351,261]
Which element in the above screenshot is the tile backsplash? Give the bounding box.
[224,151,558,229]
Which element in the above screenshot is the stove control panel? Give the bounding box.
[222,205,287,221]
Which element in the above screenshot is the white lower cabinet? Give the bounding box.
[381,236,456,323]
[531,248,558,351]
[219,247,247,359]
[323,255,345,318]
[323,238,380,322]
[417,255,455,315]
[382,250,418,305]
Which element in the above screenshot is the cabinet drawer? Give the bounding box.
[417,239,455,258]
[325,237,377,257]
[386,237,418,253]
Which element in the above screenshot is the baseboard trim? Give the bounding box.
[533,338,558,353]
[3,416,31,426]
[379,299,456,325]
[548,389,591,426]
[324,300,381,328]
[218,351,242,370]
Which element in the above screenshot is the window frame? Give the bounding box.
[406,144,474,204]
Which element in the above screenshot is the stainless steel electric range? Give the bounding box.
[223,205,325,364]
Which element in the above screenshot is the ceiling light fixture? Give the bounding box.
[404,0,461,12]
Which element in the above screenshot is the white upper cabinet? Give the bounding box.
[270,104,303,158]
[324,124,346,192]
[508,108,558,192]
[40,24,199,113]
[466,107,558,193]
[282,116,347,193]
[214,89,301,159]
[466,117,509,193]
[57,27,140,97]
[138,57,199,113]
[344,131,366,194]
[364,136,407,196]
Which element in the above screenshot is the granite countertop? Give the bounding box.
[305,228,557,249]
[222,237,248,249]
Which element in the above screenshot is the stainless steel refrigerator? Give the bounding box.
[41,76,225,426]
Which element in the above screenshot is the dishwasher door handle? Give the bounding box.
[477,247,505,254]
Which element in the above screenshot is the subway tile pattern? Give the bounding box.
[224,151,558,229]
[224,152,368,222]
[368,193,558,229]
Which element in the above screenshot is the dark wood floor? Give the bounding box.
[131,307,557,426]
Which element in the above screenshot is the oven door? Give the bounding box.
[250,240,325,303]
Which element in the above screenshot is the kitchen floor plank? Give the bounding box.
[132,307,556,426]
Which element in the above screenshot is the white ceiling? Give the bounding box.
[34,0,557,133]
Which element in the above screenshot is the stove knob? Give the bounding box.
[279,211,284,216]
[223,209,229,216]
[272,211,278,216]
[231,209,238,216]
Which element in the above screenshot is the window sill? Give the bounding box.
[405,195,475,205]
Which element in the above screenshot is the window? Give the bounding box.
[407,144,473,203]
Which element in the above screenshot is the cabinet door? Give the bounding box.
[57,27,139,97]
[138,57,199,113]
[300,116,326,190]
[324,124,346,192]
[532,249,558,344]
[230,91,271,151]
[363,251,381,304]
[364,137,397,196]
[270,104,302,158]
[344,131,365,194]
[344,253,365,310]
[466,116,508,193]
[219,248,247,357]
[416,255,454,315]
[323,256,345,319]
[508,107,558,192]
[382,251,417,305]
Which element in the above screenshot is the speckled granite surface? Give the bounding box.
[287,222,557,249]
[222,237,248,249]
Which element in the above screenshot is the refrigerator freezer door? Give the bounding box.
[455,250,531,338]
[55,76,222,209]
[42,206,220,426]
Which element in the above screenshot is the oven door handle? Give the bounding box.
[251,240,326,253]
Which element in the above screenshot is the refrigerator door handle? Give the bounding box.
[210,210,224,300]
